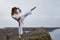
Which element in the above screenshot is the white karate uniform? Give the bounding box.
[11,10,32,35]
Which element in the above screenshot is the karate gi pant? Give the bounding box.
[18,22,23,35]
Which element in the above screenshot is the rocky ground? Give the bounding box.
[0,27,51,40]
[20,28,51,40]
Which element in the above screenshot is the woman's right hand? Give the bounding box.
[17,8,21,13]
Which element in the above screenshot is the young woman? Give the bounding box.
[11,6,36,38]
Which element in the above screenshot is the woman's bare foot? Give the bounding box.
[19,35,21,39]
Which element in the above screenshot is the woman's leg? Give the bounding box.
[18,22,23,35]
[18,26,23,35]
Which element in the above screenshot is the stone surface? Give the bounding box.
[21,28,51,40]
[0,27,51,40]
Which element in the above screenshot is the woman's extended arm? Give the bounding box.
[22,6,36,19]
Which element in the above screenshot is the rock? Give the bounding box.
[21,28,51,40]
[0,27,51,40]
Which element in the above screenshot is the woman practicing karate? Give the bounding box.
[11,6,36,38]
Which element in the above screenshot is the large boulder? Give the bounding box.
[0,28,51,40]
[21,28,51,40]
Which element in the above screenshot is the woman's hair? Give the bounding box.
[11,7,21,15]
[11,7,17,15]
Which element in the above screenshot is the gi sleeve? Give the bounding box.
[21,10,32,19]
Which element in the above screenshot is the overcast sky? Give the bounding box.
[0,0,60,28]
